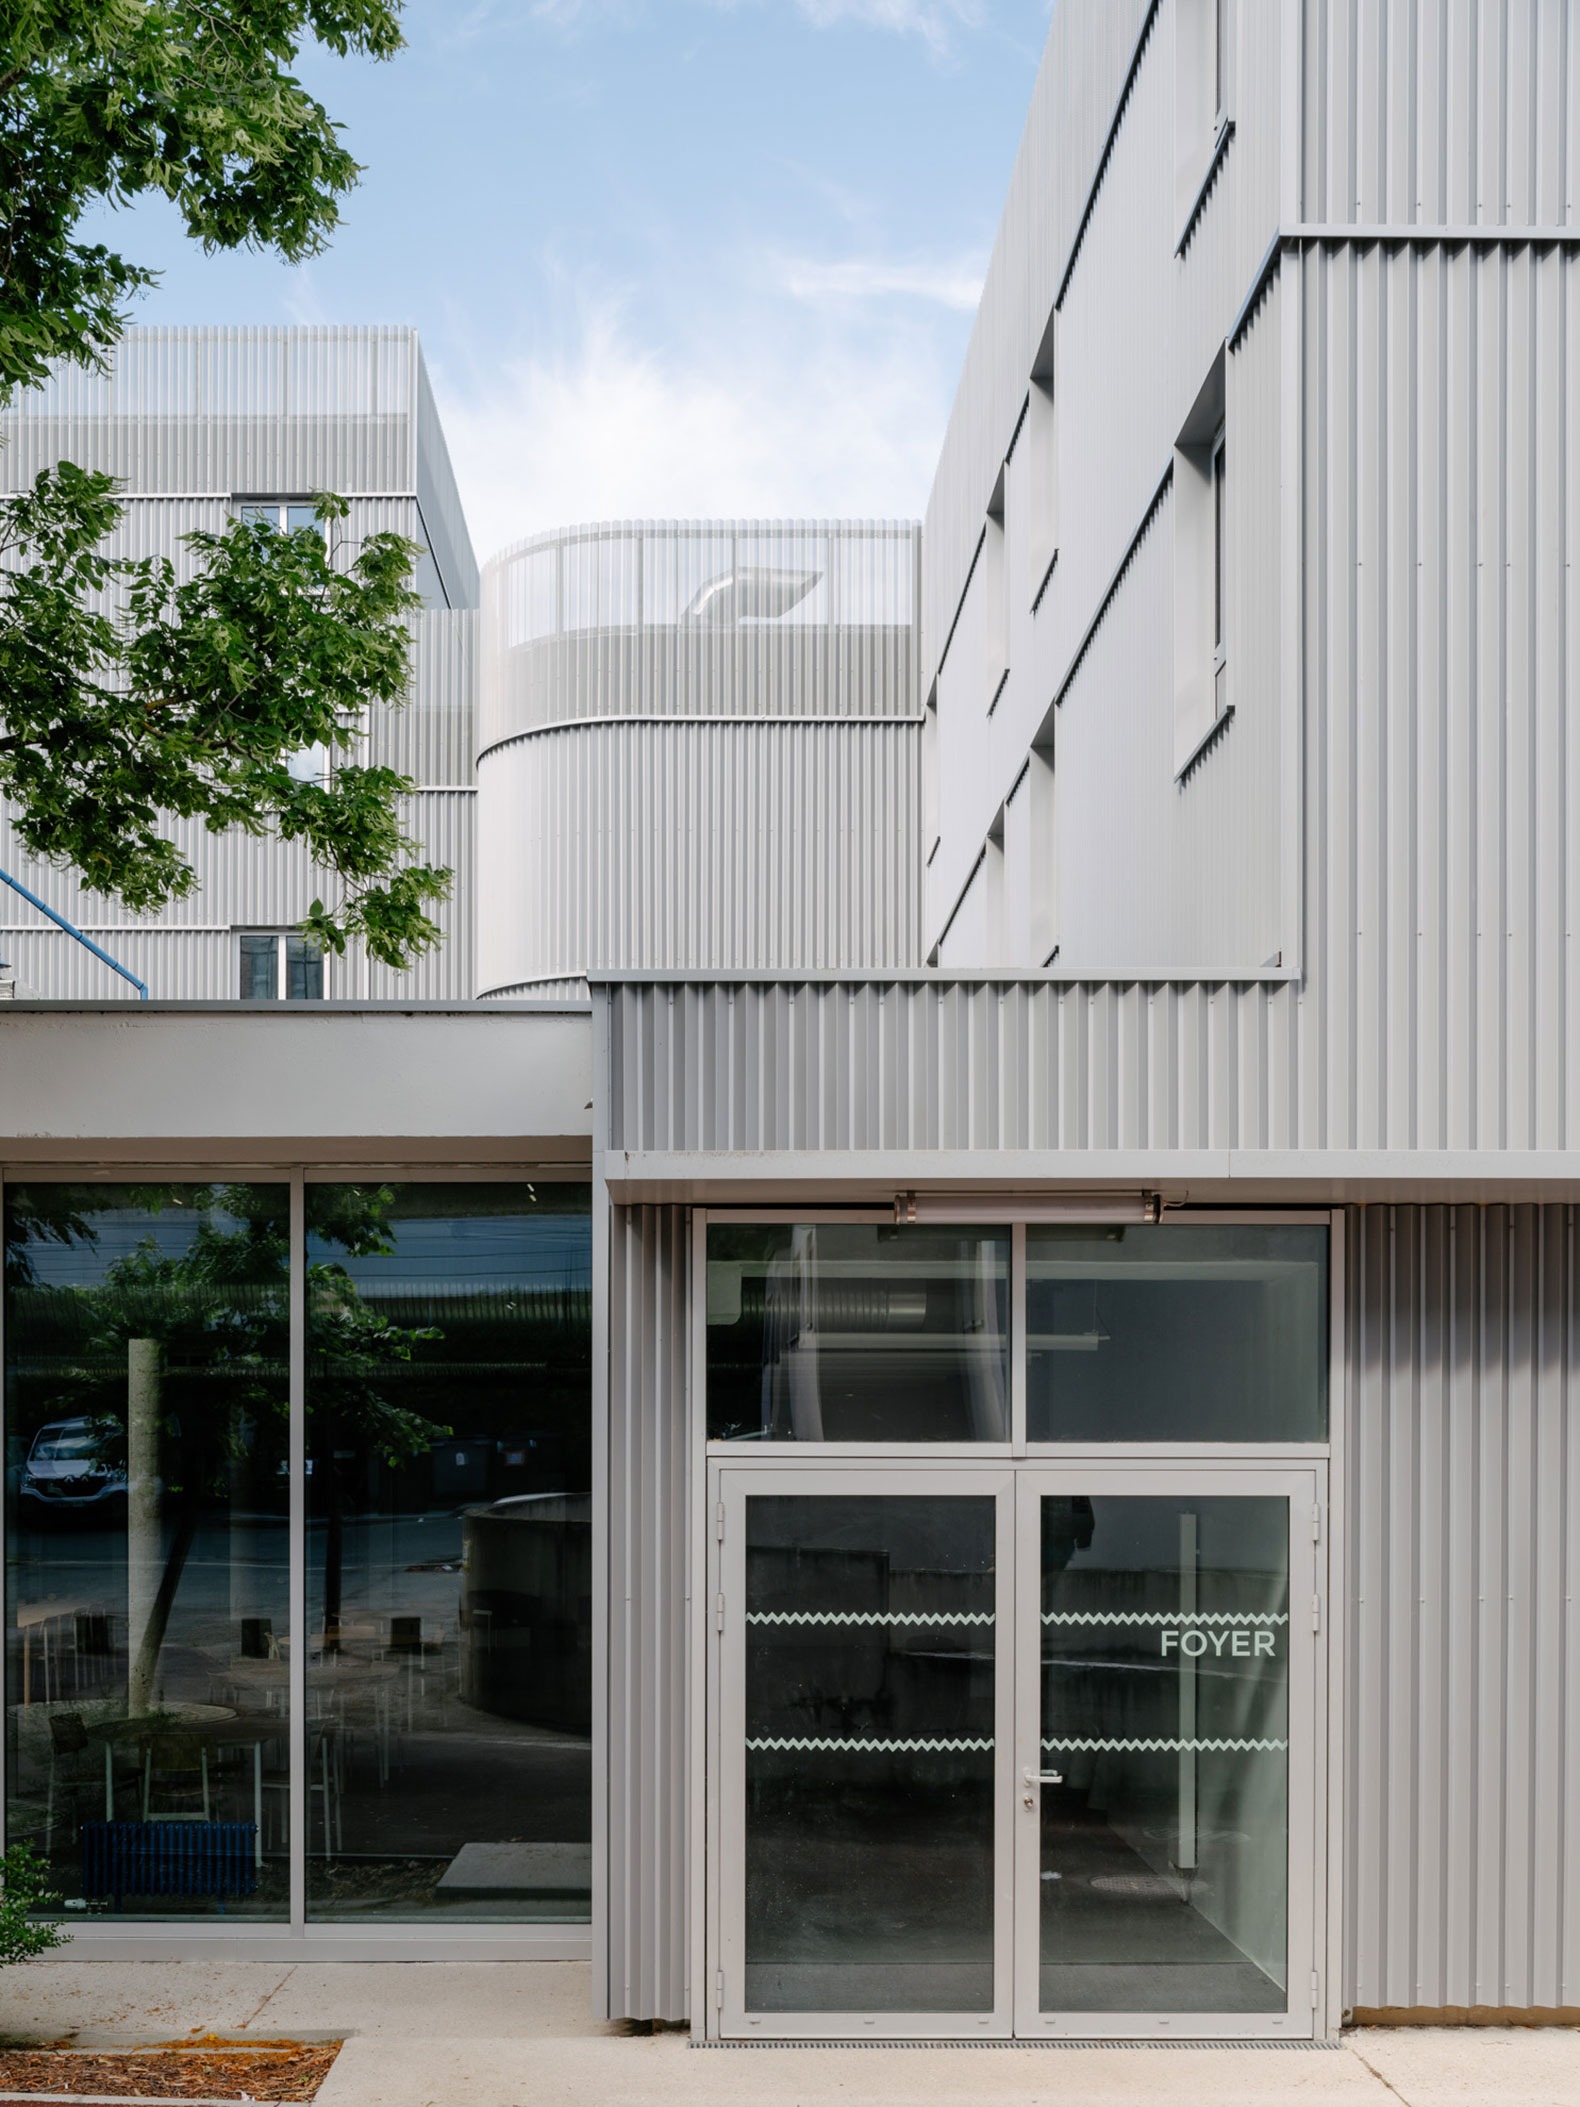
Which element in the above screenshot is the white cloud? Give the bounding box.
[431,287,951,560]
[791,0,983,55]
[777,252,985,311]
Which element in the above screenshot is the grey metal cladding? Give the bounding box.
[1347,1204,1580,2013]
[922,0,1149,679]
[1302,0,1580,232]
[604,1202,690,2023]
[477,522,923,997]
[0,326,421,495]
[0,327,477,1002]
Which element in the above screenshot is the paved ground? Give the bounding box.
[0,1963,1575,2107]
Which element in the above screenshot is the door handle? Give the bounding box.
[1021,1765,1063,1808]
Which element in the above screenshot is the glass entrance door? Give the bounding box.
[712,1464,1321,2040]
[1014,1468,1320,2039]
[714,1468,1015,2036]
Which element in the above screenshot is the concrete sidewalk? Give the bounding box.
[0,1964,1575,2107]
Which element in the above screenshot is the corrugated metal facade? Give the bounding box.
[1348,1204,1580,2014]
[604,1203,690,2023]
[0,328,478,1001]
[478,522,922,997]
[479,724,919,996]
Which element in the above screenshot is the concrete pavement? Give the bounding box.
[0,1963,1575,2107]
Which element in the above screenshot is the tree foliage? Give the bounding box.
[0,0,449,968]
[0,0,404,401]
[0,1845,67,1964]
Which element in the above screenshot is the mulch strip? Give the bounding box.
[0,2041,341,2102]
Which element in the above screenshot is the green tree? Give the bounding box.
[0,1,449,966]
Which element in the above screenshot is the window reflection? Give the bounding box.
[1026,1226,1328,1443]
[4,1185,291,1919]
[304,1182,592,1923]
[707,1225,1010,1442]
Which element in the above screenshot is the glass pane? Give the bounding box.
[1026,1225,1327,1442]
[744,1494,996,2012]
[238,934,278,999]
[707,1225,1010,1443]
[284,937,323,1001]
[1039,1494,1289,2012]
[4,1184,291,1920]
[283,505,321,535]
[304,1182,592,1922]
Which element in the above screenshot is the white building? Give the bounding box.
[2,0,1579,2052]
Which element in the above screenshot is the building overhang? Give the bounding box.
[0,1002,594,1169]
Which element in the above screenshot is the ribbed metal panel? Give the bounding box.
[1348,1203,1580,2013]
[0,326,419,495]
[1,328,478,1003]
[477,722,919,995]
[481,520,918,748]
[604,1202,690,2023]
[367,610,478,786]
[1304,0,1579,230]
[2,788,472,1001]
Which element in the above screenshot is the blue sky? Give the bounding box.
[89,0,1050,557]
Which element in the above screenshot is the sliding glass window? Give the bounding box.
[4,1184,291,1919]
[303,1182,592,1923]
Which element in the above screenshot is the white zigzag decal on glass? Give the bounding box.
[1042,1737,1289,1753]
[746,1611,994,1627]
[746,1736,996,1754]
[1041,1611,1289,1626]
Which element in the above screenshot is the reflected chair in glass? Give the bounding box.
[43,1711,113,1854]
[141,1734,213,1821]
[261,1719,342,1857]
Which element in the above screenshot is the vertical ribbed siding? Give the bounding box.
[368,611,478,786]
[477,722,919,995]
[1304,0,1579,230]
[1348,1204,1580,2014]
[605,1203,690,2023]
[0,328,479,1002]
[477,520,922,996]
[0,326,419,494]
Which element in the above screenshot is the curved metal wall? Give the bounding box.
[478,521,922,995]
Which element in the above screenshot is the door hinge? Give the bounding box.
[1312,1593,1322,1633]
[1312,1502,1323,1544]
[1310,1969,1321,2010]
[714,1969,725,2010]
[715,1501,726,1543]
[715,1593,726,1634]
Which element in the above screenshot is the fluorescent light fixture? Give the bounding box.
[894,1191,1161,1227]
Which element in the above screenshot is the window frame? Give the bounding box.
[237,931,327,1003]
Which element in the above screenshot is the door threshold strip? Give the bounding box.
[693,2038,1340,2050]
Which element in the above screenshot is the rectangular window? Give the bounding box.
[706,1223,1010,1442]
[1026,1223,1329,1442]
[4,1184,292,1920]
[304,1181,592,1923]
[238,934,324,1001]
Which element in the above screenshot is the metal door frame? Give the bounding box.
[1011,1461,1326,2041]
[710,1463,1017,2039]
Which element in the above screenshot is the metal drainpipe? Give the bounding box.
[0,865,150,999]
